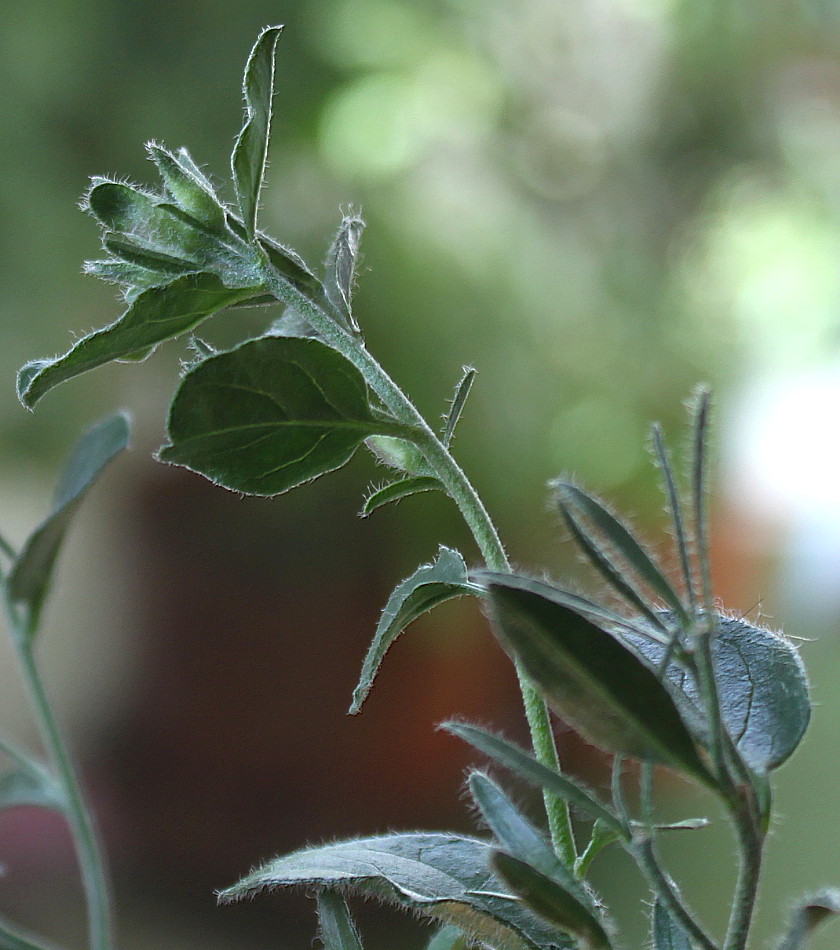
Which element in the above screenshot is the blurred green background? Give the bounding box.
[3,0,840,947]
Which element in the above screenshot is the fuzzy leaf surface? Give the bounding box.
[491,852,612,950]
[232,26,283,237]
[324,214,364,331]
[361,476,444,516]
[218,833,572,950]
[481,574,715,786]
[317,891,364,950]
[776,890,840,950]
[159,336,413,496]
[651,901,691,950]
[350,546,474,713]
[367,435,435,477]
[147,143,226,231]
[18,275,260,408]
[7,413,130,632]
[441,722,623,835]
[628,615,810,771]
[426,926,468,950]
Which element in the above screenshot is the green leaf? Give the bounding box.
[7,413,130,633]
[468,773,594,912]
[83,258,171,298]
[651,900,691,950]
[553,482,686,627]
[367,435,435,477]
[324,213,365,332]
[317,891,364,950]
[491,852,612,950]
[627,615,811,772]
[17,274,260,409]
[0,767,64,812]
[361,476,444,516]
[350,546,475,713]
[480,574,716,788]
[232,26,283,238]
[776,890,840,950]
[146,142,226,231]
[158,336,415,496]
[425,926,468,950]
[440,722,624,836]
[87,180,252,286]
[442,367,476,446]
[217,832,573,950]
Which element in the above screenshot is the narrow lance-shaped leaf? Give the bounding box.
[350,546,476,714]
[158,336,417,497]
[146,142,226,232]
[468,772,595,912]
[651,900,692,950]
[626,615,810,772]
[218,833,573,950]
[18,274,261,409]
[491,852,613,950]
[7,413,130,635]
[324,214,365,332]
[425,926,468,950]
[441,721,625,836]
[480,574,717,789]
[361,476,444,517]
[232,26,283,238]
[442,367,476,446]
[776,890,840,950]
[553,482,689,626]
[317,891,364,950]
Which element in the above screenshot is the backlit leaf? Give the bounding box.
[350,546,474,713]
[480,574,716,787]
[7,413,130,634]
[18,274,260,408]
[361,476,444,516]
[324,214,365,332]
[158,336,415,496]
[218,833,572,950]
[232,26,283,238]
[147,142,226,231]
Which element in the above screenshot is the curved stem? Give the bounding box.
[724,797,764,950]
[261,264,576,863]
[17,637,112,950]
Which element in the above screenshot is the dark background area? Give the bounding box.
[2,1,840,947]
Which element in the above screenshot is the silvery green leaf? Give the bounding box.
[18,274,261,408]
[651,900,691,950]
[7,413,130,635]
[442,367,476,446]
[480,574,716,788]
[83,258,171,298]
[367,435,435,477]
[627,615,810,772]
[146,142,226,231]
[158,336,416,497]
[231,26,283,238]
[441,722,624,835]
[468,773,594,912]
[350,546,474,713]
[361,476,444,516]
[217,832,573,950]
[776,890,840,950]
[267,306,320,340]
[491,852,612,950]
[317,891,364,950]
[324,214,365,331]
[553,482,689,625]
[425,926,468,950]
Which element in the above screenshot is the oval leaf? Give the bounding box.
[627,615,810,772]
[367,435,436,477]
[317,891,364,950]
[158,336,415,496]
[232,26,283,238]
[481,574,716,787]
[218,833,572,950]
[350,546,475,713]
[491,852,612,950]
[7,413,130,633]
[18,274,261,409]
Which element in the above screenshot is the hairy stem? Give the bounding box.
[724,796,764,950]
[260,261,576,863]
[12,619,112,950]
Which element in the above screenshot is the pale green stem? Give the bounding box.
[724,798,764,950]
[260,262,576,864]
[6,603,112,950]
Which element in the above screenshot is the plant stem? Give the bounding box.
[724,797,764,950]
[261,264,576,864]
[9,611,112,950]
